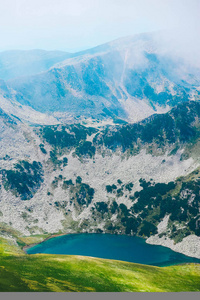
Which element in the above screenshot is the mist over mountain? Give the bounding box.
[0,79,59,125]
[0,49,72,81]
[1,31,199,124]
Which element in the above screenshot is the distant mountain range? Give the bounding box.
[0,49,73,80]
[0,31,199,124]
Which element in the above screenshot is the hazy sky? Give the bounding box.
[0,0,199,52]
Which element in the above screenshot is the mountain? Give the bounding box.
[1,32,200,260]
[0,49,72,80]
[0,79,59,125]
[6,32,200,123]
[0,100,200,258]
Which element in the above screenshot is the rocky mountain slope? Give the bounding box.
[0,100,200,258]
[0,79,59,125]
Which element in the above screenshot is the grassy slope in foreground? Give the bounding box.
[0,237,200,292]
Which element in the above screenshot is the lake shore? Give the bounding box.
[23,230,200,261]
[23,232,200,267]
[146,234,200,259]
[23,232,73,253]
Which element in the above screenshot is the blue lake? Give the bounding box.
[26,233,200,267]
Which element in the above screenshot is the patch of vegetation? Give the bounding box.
[113,118,128,125]
[131,175,200,240]
[75,182,95,207]
[170,228,191,244]
[3,155,11,161]
[51,175,63,189]
[139,221,158,237]
[41,126,76,148]
[94,172,200,241]
[117,188,124,197]
[95,202,108,214]
[38,124,98,165]
[49,150,63,168]
[105,180,130,197]
[63,157,68,167]
[0,108,17,126]
[94,101,200,154]
[54,201,68,210]
[62,179,74,189]
[110,201,118,214]
[1,160,44,200]
[76,176,82,184]
[39,144,47,154]
[125,182,134,192]
[75,141,96,158]
[61,177,95,209]
[49,150,69,170]
[40,124,97,150]
[106,184,117,193]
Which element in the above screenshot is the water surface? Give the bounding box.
[26,233,200,267]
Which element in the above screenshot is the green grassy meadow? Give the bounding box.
[0,236,200,292]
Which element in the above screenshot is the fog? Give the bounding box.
[0,0,199,54]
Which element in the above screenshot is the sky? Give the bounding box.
[0,0,199,52]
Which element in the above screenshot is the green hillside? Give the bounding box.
[0,237,200,292]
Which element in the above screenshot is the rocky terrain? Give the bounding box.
[0,32,200,258]
[0,99,200,258]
